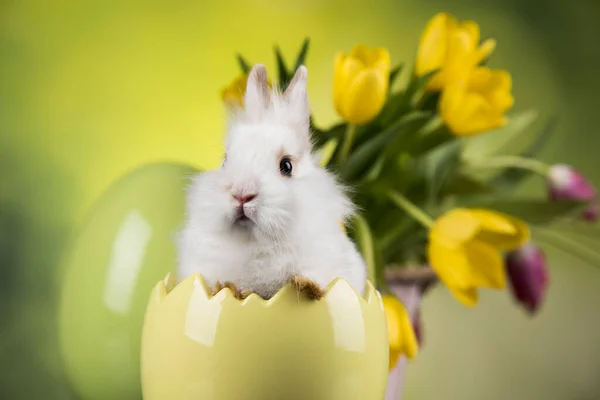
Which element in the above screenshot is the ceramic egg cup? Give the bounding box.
[141,273,389,400]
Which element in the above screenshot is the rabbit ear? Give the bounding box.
[283,65,309,118]
[244,64,270,118]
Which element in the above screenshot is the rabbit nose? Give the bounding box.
[232,192,257,205]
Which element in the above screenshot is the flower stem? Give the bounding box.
[353,214,377,286]
[387,190,434,228]
[337,124,357,164]
[465,155,550,176]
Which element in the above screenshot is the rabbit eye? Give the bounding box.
[279,156,293,177]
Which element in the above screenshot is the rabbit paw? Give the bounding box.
[212,281,251,299]
[291,275,325,300]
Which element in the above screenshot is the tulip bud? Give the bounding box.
[333,45,391,124]
[221,74,273,109]
[382,294,419,371]
[221,74,249,109]
[506,244,549,314]
[547,164,598,222]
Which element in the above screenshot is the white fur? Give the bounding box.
[176,65,367,298]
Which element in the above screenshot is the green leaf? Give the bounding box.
[378,91,405,125]
[237,54,251,74]
[293,37,310,71]
[316,138,339,167]
[378,68,438,125]
[405,68,438,102]
[423,141,462,206]
[274,45,290,90]
[534,227,600,269]
[352,214,377,284]
[360,112,436,183]
[461,109,539,163]
[487,115,559,190]
[379,217,419,252]
[407,124,454,156]
[507,114,559,157]
[364,155,386,182]
[312,122,346,148]
[388,64,404,92]
[340,111,433,180]
[544,220,600,239]
[453,198,588,225]
[384,232,428,266]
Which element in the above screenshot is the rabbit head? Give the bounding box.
[186,64,353,242]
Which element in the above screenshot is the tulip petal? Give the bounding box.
[389,349,401,371]
[489,91,514,113]
[439,81,467,123]
[449,286,479,307]
[506,244,549,313]
[340,69,388,124]
[470,209,519,234]
[487,70,514,111]
[476,39,496,64]
[468,67,493,91]
[468,68,514,113]
[429,208,480,248]
[454,114,507,136]
[221,74,249,108]
[470,209,531,251]
[350,44,376,66]
[458,21,480,45]
[443,30,479,80]
[442,89,490,135]
[456,92,489,125]
[489,69,512,92]
[416,12,453,76]
[372,48,391,75]
[464,240,507,289]
[383,296,403,349]
[333,54,363,118]
[427,241,474,289]
[399,311,419,360]
[383,295,419,363]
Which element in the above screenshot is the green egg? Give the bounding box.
[58,162,199,400]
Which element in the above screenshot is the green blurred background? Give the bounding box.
[2,0,600,399]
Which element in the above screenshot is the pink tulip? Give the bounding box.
[548,164,598,222]
[506,244,549,314]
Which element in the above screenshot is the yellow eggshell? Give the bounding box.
[141,274,389,400]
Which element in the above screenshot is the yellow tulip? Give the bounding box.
[382,294,418,371]
[427,208,530,306]
[416,12,496,91]
[221,73,273,109]
[439,67,514,136]
[221,74,249,108]
[333,45,391,124]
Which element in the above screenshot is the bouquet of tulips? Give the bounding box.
[221,11,598,395]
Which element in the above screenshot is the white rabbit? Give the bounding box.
[176,64,367,299]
